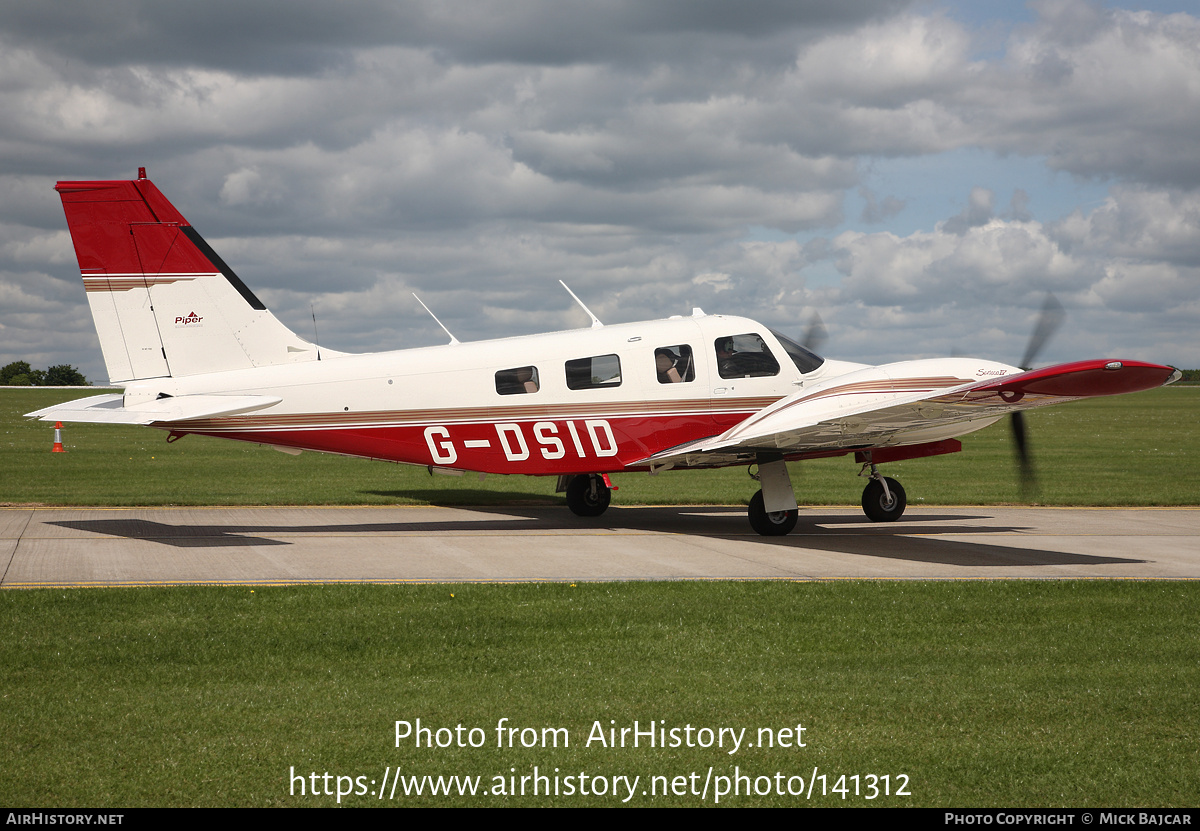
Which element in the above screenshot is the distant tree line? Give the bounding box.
[1,361,89,386]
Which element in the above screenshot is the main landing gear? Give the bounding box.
[562,462,906,533]
[748,489,798,536]
[747,456,799,536]
[743,457,907,536]
[564,473,611,517]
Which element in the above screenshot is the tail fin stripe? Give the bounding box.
[83,277,196,292]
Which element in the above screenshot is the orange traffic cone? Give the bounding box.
[52,421,65,453]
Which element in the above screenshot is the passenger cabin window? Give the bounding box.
[714,333,780,379]
[565,354,622,390]
[495,366,540,395]
[768,328,825,374]
[654,345,695,384]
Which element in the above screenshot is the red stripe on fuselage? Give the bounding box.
[183,412,745,475]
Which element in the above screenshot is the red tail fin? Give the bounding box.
[57,171,319,383]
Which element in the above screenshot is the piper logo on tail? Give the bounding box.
[175,311,204,326]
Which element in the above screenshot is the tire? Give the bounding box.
[861,477,906,522]
[747,489,798,536]
[565,474,611,517]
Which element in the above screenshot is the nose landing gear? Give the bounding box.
[860,463,906,522]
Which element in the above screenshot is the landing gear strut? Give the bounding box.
[860,463,906,522]
[565,473,611,517]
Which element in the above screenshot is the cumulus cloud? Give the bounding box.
[859,187,907,224]
[810,184,1198,365]
[1052,185,1200,266]
[992,2,1200,185]
[0,1,912,72]
[0,0,1198,382]
[942,187,997,235]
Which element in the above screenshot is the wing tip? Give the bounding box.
[977,359,1178,398]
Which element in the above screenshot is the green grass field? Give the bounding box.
[2,581,1197,807]
[3,386,1198,507]
[3,386,1198,807]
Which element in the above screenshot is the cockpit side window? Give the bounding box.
[495,366,540,395]
[565,354,622,390]
[714,333,780,379]
[654,345,695,384]
[768,328,825,374]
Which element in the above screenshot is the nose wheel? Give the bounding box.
[565,473,611,517]
[861,475,906,522]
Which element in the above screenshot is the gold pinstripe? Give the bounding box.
[82,274,203,292]
[173,396,783,432]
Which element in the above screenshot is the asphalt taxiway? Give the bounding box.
[2,505,1197,587]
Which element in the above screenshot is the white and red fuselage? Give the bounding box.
[121,315,886,474]
[32,172,1179,533]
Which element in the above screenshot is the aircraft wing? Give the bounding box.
[639,358,1180,468]
[26,393,283,425]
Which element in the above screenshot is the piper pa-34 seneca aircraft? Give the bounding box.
[30,170,1181,535]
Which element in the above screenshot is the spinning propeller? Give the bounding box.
[801,310,827,354]
[1011,294,1065,499]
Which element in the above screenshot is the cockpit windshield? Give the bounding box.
[769,328,825,374]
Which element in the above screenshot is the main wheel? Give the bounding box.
[861,477,906,522]
[748,489,798,536]
[565,474,611,517]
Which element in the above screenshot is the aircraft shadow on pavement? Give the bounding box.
[364,489,560,506]
[48,506,1146,569]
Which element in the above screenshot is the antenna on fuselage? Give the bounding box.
[412,293,460,345]
[559,280,603,328]
[310,303,322,361]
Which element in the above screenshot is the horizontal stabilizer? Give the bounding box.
[26,393,282,425]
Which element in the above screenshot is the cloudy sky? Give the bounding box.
[2,0,1198,384]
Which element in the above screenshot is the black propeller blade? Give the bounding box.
[1019,293,1065,371]
[1011,293,1065,500]
[801,310,827,354]
[1012,410,1037,499]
